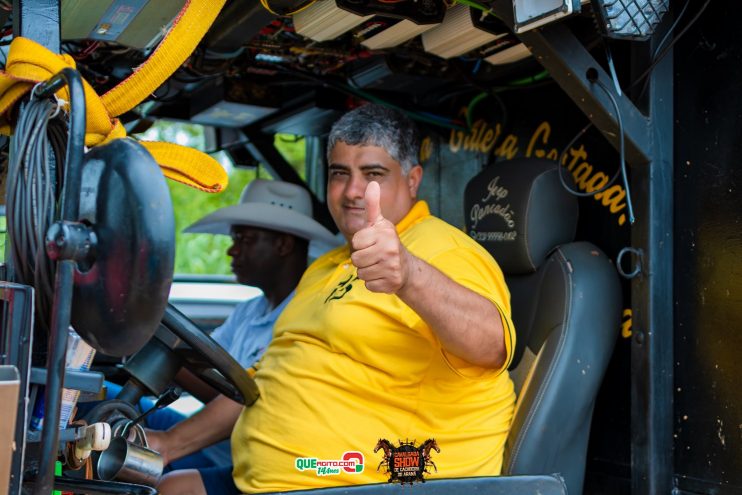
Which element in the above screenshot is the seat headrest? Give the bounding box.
[464,158,578,274]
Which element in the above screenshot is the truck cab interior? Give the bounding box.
[0,1,740,495]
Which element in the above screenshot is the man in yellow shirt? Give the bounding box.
[158,104,515,494]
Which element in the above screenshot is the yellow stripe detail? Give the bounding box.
[0,0,228,193]
[260,0,318,16]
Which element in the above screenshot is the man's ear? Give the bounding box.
[407,165,423,198]
[275,234,296,257]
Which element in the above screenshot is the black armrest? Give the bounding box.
[262,474,567,495]
[25,477,157,495]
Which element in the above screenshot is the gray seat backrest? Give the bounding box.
[464,158,621,495]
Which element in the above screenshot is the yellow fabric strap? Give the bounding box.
[0,0,228,193]
[102,0,225,117]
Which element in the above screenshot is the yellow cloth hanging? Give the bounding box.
[0,0,228,193]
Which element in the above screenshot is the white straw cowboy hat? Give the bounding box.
[184,179,338,247]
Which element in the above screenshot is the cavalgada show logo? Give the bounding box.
[295,451,364,476]
[375,439,440,484]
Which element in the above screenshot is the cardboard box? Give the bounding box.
[0,366,20,495]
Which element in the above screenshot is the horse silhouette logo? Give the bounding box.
[374,438,440,484]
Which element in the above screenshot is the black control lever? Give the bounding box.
[120,387,181,438]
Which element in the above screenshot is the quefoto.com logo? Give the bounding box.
[295,451,364,476]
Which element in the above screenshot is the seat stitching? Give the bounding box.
[521,173,538,272]
[507,248,572,472]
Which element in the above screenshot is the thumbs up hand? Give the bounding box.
[362,179,384,227]
[351,181,413,294]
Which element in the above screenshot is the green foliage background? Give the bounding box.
[138,122,306,275]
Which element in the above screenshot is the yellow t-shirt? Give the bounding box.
[231,201,516,493]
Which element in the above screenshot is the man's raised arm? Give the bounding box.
[350,181,506,369]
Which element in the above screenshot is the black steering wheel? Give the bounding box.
[161,303,260,405]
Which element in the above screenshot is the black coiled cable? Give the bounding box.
[5,96,67,332]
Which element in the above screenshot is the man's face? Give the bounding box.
[327,142,422,241]
[227,226,282,287]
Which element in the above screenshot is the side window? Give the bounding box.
[135,121,307,328]
[136,122,307,275]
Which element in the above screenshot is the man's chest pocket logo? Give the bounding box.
[325,274,358,303]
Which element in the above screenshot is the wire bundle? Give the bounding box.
[260,0,319,16]
[6,97,67,331]
[555,0,712,224]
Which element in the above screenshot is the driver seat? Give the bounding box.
[463,158,622,495]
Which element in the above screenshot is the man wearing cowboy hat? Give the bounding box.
[183,178,339,372]
[144,179,338,473]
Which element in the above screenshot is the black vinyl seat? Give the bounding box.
[262,158,620,495]
[464,158,622,495]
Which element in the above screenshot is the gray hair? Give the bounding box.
[327,104,420,174]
